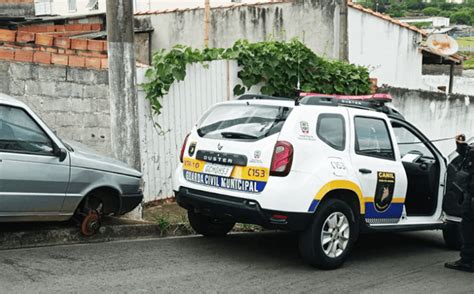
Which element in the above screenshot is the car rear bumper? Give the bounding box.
[118,192,143,215]
[175,187,312,231]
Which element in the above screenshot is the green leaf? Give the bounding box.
[143,39,371,117]
[233,84,246,96]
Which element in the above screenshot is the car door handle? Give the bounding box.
[359,168,372,174]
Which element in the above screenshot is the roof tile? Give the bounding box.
[347,1,427,36]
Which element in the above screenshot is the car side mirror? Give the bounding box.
[55,147,68,162]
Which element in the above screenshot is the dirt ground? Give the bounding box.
[143,200,262,233]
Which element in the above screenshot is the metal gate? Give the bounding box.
[137,60,239,202]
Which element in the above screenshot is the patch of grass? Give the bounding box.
[411,21,432,28]
[144,201,263,234]
[154,215,171,232]
[457,37,474,48]
[461,52,474,69]
[234,223,263,232]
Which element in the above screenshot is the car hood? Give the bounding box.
[65,140,142,178]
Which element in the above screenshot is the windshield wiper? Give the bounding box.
[220,132,258,139]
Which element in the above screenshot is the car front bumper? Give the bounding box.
[175,187,312,231]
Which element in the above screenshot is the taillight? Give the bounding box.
[270,141,293,176]
[180,133,190,163]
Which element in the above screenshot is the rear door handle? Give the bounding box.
[359,168,372,174]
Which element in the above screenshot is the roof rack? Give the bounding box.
[299,93,404,120]
[237,94,293,101]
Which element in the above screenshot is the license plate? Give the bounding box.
[203,163,233,177]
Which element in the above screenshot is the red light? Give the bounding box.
[271,214,288,220]
[180,133,190,163]
[270,141,293,176]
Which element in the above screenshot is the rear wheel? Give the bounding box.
[188,210,235,237]
[443,221,462,250]
[299,199,358,270]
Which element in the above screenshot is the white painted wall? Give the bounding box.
[348,7,424,90]
[137,60,239,201]
[399,17,450,27]
[136,0,342,59]
[422,75,474,96]
[390,89,474,156]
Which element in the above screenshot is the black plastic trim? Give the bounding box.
[359,218,446,233]
[118,192,143,215]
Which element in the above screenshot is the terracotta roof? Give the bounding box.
[134,1,288,16]
[420,46,465,64]
[347,2,427,37]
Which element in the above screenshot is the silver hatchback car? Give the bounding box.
[0,93,142,234]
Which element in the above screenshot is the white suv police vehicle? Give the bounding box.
[174,93,460,269]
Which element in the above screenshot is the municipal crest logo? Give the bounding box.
[300,121,309,134]
[254,150,261,159]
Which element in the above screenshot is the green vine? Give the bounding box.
[143,39,371,116]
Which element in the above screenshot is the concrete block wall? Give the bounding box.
[0,0,35,16]
[0,61,111,155]
[383,87,474,156]
[136,0,343,59]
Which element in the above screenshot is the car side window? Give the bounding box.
[317,113,345,151]
[391,122,435,159]
[354,116,394,160]
[0,105,54,155]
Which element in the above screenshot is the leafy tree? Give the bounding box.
[438,11,452,19]
[405,0,425,10]
[387,3,406,17]
[422,7,441,16]
[451,9,473,25]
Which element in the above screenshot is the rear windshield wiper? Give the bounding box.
[220,132,259,139]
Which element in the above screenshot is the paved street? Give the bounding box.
[0,230,472,293]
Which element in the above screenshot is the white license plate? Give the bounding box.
[203,163,233,177]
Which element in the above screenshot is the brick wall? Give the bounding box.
[0,61,111,155]
[0,25,107,69]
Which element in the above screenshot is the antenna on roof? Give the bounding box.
[295,30,305,106]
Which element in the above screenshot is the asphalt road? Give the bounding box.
[0,230,472,293]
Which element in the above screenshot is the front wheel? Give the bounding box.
[299,199,358,270]
[443,221,462,250]
[188,210,235,237]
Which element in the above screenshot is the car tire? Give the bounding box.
[443,221,462,250]
[299,198,357,270]
[187,210,235,237]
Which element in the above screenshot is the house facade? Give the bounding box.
[347,2,426,89]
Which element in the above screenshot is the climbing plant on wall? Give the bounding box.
[143,39,372,116]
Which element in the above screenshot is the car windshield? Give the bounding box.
[197,103,292,140]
